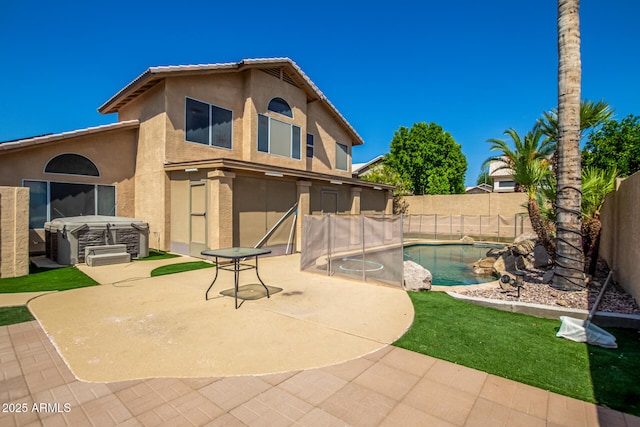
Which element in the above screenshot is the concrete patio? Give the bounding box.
[1,254,639,425]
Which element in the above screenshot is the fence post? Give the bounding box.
[479,216,483,241]
[400,214,404,288]
[434,215,438,240]
[450,215,453,240]
[361,215,366,282]
[327,214,331,276]
[497,215,500,242]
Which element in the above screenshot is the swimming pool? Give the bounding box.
[333,243,502,287]
[403,243,501,286]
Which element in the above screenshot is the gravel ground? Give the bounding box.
[457,267,640,315]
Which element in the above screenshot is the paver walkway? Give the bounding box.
[2,321,639,426]
[2,254,639,425]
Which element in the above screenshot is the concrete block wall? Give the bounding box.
[0,186,30,278]
[599,171,640,303]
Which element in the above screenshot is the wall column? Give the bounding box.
[296,180,312,252]
[385,190,394,215]
[350,187,362,215]
[207,170,236,249]
[0,187,29,278]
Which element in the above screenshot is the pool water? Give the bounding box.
[403,244,500,286]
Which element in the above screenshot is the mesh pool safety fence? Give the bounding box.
[300,213,532,287]
[300,215,404,287]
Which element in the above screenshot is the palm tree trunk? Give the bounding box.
[582,217,601,276]
[528,198,556,259]
[553,0,585,290]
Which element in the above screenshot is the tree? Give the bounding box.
[553,0,584,290]
[582,114,640,177]
[360,163,410,214]
[386,122,467,195]
[483,127,556,256]
[537,99,614,144]
[581,166,618,274]
[476,165,491,186]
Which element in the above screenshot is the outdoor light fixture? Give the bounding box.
[500,270,526,298]
[373,186,382,190]
[330,180,343,185]
[265,171,283,177]
[184,168,198,173]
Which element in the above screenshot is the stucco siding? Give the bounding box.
[164,74,246,163]
[599,172,640,302]
[307,101,353,178]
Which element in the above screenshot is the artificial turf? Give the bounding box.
[150,261,215,277]
[0,306,34,326]
[0,265,99,293]
[394,291,640,416]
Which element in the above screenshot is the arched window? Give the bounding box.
[45,154,100,176]
[267,97,293,118]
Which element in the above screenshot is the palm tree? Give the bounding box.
[537,99,614,144]
[483,127,556,256]
[553,0,584,290]
[537,99,614,171]
[581,167,618,274]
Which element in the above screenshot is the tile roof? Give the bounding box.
[0,120,139,153]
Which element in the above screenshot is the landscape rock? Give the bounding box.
[542,270,554,284]
[513,239,536,256]
[533,244,552,268]
[403,260,432,291]
[460,235,475,243]
[472,257,497,276]
[514,232,538,244]
[492,253,517,275]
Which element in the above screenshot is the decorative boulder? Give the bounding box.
[403,260,432,291]
[492,253,517,275]
[461,235,475,243]
[533,244,552,268]
[472,257,498,276]
[514,232,538,244]
[513,239,536,256]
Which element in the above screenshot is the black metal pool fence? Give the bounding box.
[300,214,532,287]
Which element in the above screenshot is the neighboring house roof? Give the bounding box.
[352,155,384,176]
[0,121,140,153]
[465,183,493,194]
[98,58,364,146]
[488,158,513,177]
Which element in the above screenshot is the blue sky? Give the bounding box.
[1,1,638,187]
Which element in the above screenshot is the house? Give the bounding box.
[465,183,493,194]
[488,159,516,192]
[352,155,384,178]
[0,58,393,257]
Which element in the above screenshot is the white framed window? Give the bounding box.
[498,180,515,188]
[257,114,301,160]
[336,142,349,171]
[185,97,233,149]
[23,180,116,229]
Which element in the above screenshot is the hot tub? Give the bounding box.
[44,215,149,265]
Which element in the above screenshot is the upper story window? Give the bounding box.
[258,97,300,160]
[306,134,314,158]
[185,97,232,149]
[268,97,293,118]
[45,154,99,176]
[336,142,349,171]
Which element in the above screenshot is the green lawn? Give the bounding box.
[394,291,640,416]
[0,265,99,293]
[150,261,215,277]
[0,306,34,326]
[135,249,181,261]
